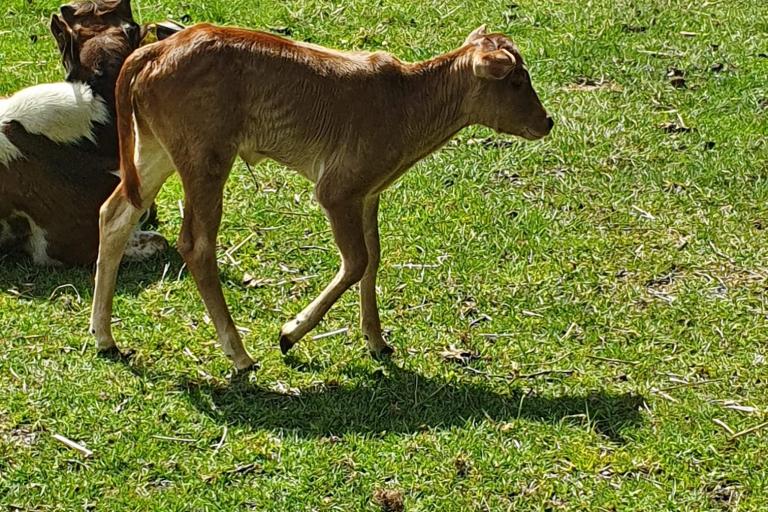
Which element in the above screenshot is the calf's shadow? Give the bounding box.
[2,251,645,445]
[182,361,645,444]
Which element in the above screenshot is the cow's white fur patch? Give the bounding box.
[8,211,60,266]
[0,82,109,167]
[0,132,22,166]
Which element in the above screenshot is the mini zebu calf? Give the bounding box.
[0,0,175,265]
[90,24,553,369]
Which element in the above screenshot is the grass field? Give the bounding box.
[2,0,768,509]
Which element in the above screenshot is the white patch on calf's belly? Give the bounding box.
[315,158,326,183]
[299,156,326,183]
[0,81,109,167]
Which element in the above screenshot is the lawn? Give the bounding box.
[2,0,768,510]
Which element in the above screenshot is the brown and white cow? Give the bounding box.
[0,0,177,265]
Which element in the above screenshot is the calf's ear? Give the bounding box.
[464,24,487,46]
[122,22,142,49]
[155,21,185,40]
[472,48,517,80]
[139,21,185,46]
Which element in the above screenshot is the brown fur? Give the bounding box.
[91,24,553,367]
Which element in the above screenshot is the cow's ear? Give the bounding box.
[122,22,142,48]
[115,0,134,22]
[50,14,68,51]
[60,4,77,25]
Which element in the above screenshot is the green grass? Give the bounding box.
[2,0,768,509]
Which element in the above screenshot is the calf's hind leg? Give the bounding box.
[90,136,173,351]
[176,154,256,371]
[90,187,144,351]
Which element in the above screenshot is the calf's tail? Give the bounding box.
[116,47,158,209]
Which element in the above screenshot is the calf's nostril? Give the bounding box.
[547,116,554,130]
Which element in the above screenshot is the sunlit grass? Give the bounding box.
[2,0,767,509]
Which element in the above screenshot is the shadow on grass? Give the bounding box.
[182,362,645,443]
[0,248,227,300]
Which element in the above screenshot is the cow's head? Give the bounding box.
[49,0,183,94]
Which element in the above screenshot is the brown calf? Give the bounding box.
[0,0,178,265]
[90,24,553,369]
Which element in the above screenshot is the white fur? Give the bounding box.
[10,211,60,265]
[295,155,325,183]
[132,117,175,202]
[0,127,22,166]
[314,157,326,183]
[0,82,109,167]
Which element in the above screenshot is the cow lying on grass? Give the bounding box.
[0,0,179,265]
[90,24,553,369]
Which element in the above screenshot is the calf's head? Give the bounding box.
[464,25,553,140]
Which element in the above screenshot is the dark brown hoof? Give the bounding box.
[280,334,294,355]
[234,360,260,376]
[229,361,259,383]
[98,346,134,362]
[370,344,395,360]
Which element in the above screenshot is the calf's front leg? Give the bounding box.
[359,195,394,356]
[280,197,368,353]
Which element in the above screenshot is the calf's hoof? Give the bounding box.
[370,344,395,360]
[97,345,134,361]
[95,336,118,352]
[229,359,259,384]
[234,358,259,373]
[231,349,258,371]
[365,334,394,360]
[279,334,295,355]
